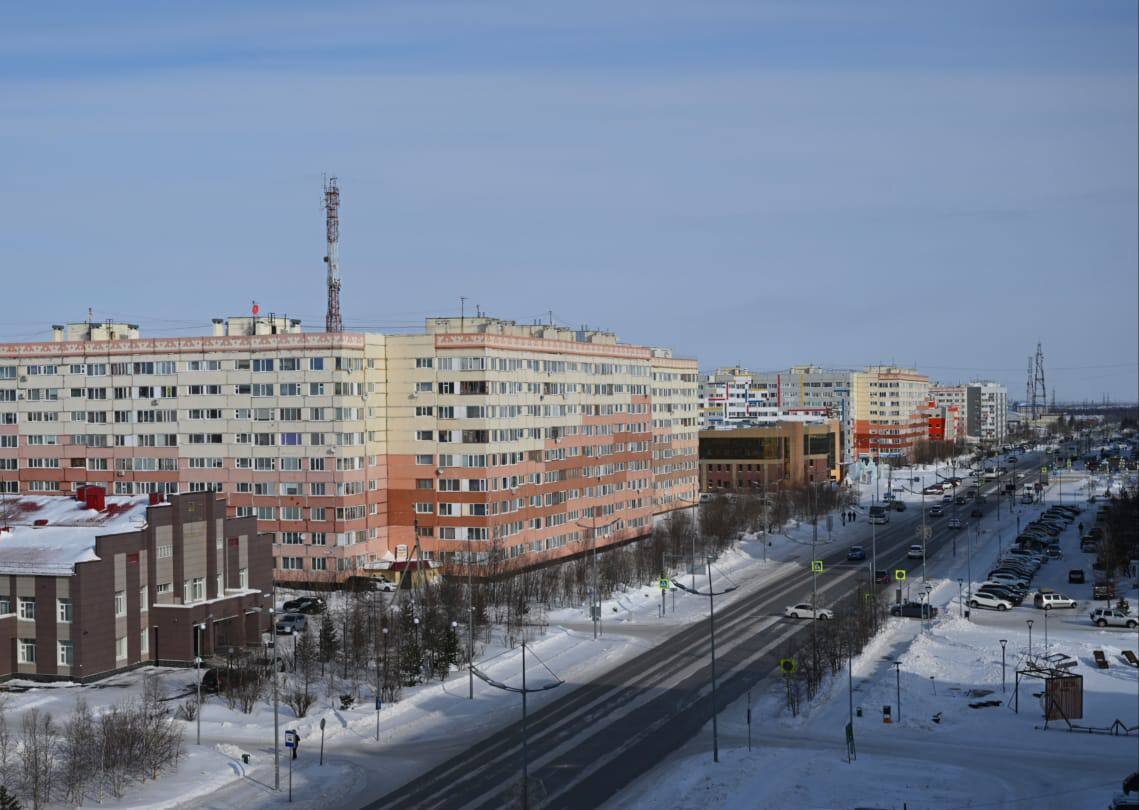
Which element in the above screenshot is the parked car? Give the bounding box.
[969,592,1012,611]
[282,596,325,615]
[784,603,833,620]
[275,613,308,635]
[987,572,1030,588]
[929,505,944,517]
[955,495,968,505]
[977,585,1024,605]
[1090,608,1138,628]
[1034,592,1077,610]
[906,544,923,559]
[371,579,398,593]
[1045,546,1063,560]
[874,570,890,584]
[1093,581,1117,600]
[1068,569,1086,584]
[892,500,907,512]
[846,546,866,561]
[891,602,939,619]
[942,494,953,503]
[948,517,962,529]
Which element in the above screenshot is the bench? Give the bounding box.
[1123,650,1139,668]
[1093,650,1109,669]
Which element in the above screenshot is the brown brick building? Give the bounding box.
[0,489,273,682]
[699,420,842,494]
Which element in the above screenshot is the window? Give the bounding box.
[252,358,274,372]
[280,532,304,545]
[18,639,35,665]
[416,430,434,441]
[309,383,325,396]
[140,629,149,655]
[57,598,72,623]
[216,574,223,596]
[156,582,172,596]
[116,636,127,660]
[414,503,434,514]
[238,567,248,589]
[0,597,10,615]
[114,590,126,617]
[139,587,148,613]
[58,640,74,667]
[18,597,35,621]
[157,544,173,559]
[281,557,304,571]
[311,557,328,571]
[280,383,301,397]
[309,357,325,371]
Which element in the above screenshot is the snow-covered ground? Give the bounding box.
[610,468,1139,810]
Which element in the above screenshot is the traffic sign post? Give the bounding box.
[811,560,824,573]
[779,658,797,675]
[319,717,326,766]
[659,578,669,618]
[375,693,382,742]
[284,730,299,803]
[894,569,906,582]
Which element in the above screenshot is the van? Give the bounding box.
[868,506,890,525]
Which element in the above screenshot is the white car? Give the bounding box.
[969,592,1012,611]
[784,603,833,620]
[906,544,923,559]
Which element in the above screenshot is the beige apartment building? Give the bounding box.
[0,315,698,582]
[850,366,931,460]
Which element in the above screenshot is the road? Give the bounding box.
[371,451,1046,810]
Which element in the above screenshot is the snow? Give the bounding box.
[0,494,150,575]
[609,466,1139,810]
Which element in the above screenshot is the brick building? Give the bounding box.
[698,420,842,493]
[0,489,272,682]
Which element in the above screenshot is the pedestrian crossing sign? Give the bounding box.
[811,560,824,573]
[894,569,906,582]
[779,658,797,675]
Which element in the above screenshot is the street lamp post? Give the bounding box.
[892,660,902,723]
[999,639,1008,693]
[467,536,474,700]
[195,621,207,746]
[1026,619,1034,658]
[957,579,964,619]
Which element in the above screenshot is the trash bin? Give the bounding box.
[964,609,970,619]
[241,753,250,765]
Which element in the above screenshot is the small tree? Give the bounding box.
[0,785,21,810]
[399,608,424,686]
[318,613,339,676]
[435,622,460,681]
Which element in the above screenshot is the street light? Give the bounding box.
[999,639,1008,693]
[957,578,964,619]
[891,660,902,723]
[1026,619,1034,658]
[195,621,207,746]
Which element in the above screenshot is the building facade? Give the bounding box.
[698,420,842,493]
[0,490,273,682]
[0,316,698,582]
[850,366,931,461]
[967,382,1008,444]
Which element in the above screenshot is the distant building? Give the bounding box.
[0,490,273,682]
[967,382,1008,444]
[698,420,842,492]
[850,366,931,461]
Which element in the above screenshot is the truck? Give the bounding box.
[868,505,890,525]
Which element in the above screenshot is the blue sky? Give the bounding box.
[1,1,1136,401]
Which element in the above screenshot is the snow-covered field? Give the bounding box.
[610,469,1139,810]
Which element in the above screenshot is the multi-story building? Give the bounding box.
[930,385,969,441]
[967,382,1008,444]
[850,366,931,461]
[699,365,854,462]
[0,489,272,682]
[0,315,698,582]
[698,420,842,492]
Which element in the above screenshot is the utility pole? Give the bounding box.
[707,556,720,763]
[468,531,474,700]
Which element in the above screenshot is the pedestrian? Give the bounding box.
[850,510,856,522]
[841,512,846,527]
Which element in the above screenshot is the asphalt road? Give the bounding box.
[370,452,1046,810]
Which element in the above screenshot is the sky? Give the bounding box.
[1,1,1136,402]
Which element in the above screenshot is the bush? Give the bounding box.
[339,694,355,711]
[285,689,316,718]
[174,700,198,722]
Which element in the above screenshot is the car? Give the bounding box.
[1068,569,1086,584]
[1044,546,1063,560]
[847,546,866,561]
[969,592,1012,611]
[891,602,939,619]
[906,544,924,560]
[275,613,308,635]
[988,572,1030,587]
[922,485,943,496]
[970,508,983,518]
[955,495,967,505]
[370,579,398,593]
[1034,592,1077,610]
[784,603,832,620]
[874,570,890,584]
[892,500,907,512]
[282,596,325,615]
[1093,582,1117,600]
[978,586,1024,605]
[942,494,953,503]
[948,517,962,529]
[1020,493,1035,504]
[929,505,944,517]
[882,491,896,501]
[1006,455,1017,463]
[979,580,1028,596]
[1090,608,1138,628]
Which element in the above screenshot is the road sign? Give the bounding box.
[375,695,382,711]
[285,729,298,749]
[811,560,824,573]
[894,569,906,582]
[659,578,669,590]
[779,658,797,675]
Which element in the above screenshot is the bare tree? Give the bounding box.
[19,709,57,809]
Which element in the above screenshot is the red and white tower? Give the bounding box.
[323,176,343,333]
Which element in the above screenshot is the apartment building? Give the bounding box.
[697,368,779,427]
[967,382,1008,444]
[850,366,931,460]
[0,316,698,582]
[0,489,272,682]
[930,385,969,441]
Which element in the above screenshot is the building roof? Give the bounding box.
[0,494,152,576]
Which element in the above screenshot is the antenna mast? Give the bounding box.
[323,176,343,333]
